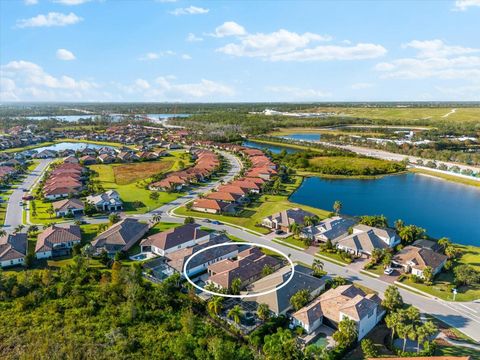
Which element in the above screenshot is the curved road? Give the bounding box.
[9,150,480,343]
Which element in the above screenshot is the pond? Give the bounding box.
[29,142,116,153]
[279,133,321,142]
[290,173,480,245]
[242,141,298,154]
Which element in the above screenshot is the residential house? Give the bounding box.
[98,153,116,164]
[0,233,27,268]
[166,234,239,277]
[302,216,356,243]
[392,245,448,278]
[205,191,242,203]
[64,156,79,164]
[230,179,261,193]
[292,284,385,340]
[336,224,400,257]
[207,247,283,290]
[140,223,210,257]
[79,155,97,165]
[90,218,149,255]
[191,199,235,214]
[262,208,317,232]
[86,190,123,212]
[36,225,82,259]
[245,265,325,315]
[34,149,57,159]
[52,198,85,217]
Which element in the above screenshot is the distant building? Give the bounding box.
[262,208,317,232]
[86,190,123,212]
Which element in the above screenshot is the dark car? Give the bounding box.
[275,229,284,235]
[22,195,34,200]
[211,220,222,225]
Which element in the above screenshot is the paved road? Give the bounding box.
[318,140,480,174]
[4,159,52,232]
[15,151,480,342]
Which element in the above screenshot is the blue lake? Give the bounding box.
[242,141,298,154]
[290,174,480,245]
[280,133,321,142]
[29,142,115,153]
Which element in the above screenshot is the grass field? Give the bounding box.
[112,160,175,185]
[269,127,393,137]
[175,176,330,234]
[305,106,480,122]
[410,168,480,188]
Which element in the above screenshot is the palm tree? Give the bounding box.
[385,312,399,343]
[312,259,324,276]
[0,229,6,237]
[394,219,404,231]
[207,296,223,316]
[333,200,342,215]
[416,321,436,353]
[14,225,25,234]
[227,305,242,324]
[257,303,270,321]
[46,205,55,219]
[230,277,242,295]
[151,213,161,224]
[289,223,302,238]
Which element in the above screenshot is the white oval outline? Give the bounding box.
[183,242,295,298]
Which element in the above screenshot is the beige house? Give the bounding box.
[392,245,447,278]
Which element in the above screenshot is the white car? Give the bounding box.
[384,267,394,275]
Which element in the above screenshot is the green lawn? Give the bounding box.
[410,168,480,188]
[175,176,330,234]
[275,235,308,249]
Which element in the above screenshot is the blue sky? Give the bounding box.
[1,0,479,102]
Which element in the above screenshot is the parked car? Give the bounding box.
[275,229,284,235]
[384,267,394,275]
[22,195,34,200]
[211,220,222,225]
[18,201,24,206]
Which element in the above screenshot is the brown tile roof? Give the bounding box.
[205,191,241,202]
[393,245,447,271]
[36,225,81,253]
[91,218,149,253]
[0,233,27,261]
[52,198,85,212]
[140,223,209,251]
[192,199,230,211]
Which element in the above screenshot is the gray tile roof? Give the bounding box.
[140,223,209,251]
[0,233,27,261]
[91,218,149,253]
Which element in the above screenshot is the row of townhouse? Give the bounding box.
[149,149,220,192]
[43,162,86,200]
[190,145,277,214]
[0,132,51,151]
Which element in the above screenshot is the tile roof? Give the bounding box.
[0,233,27,261]
[140,223,209,251]
[36,225,81,252]
[393,245,447,271]
[91,218,149,253]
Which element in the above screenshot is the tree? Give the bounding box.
[333,317,358,348]
[423,266,434,285]
[227,304,242,324]
[454,265,480,286]
[416,321,436,353]
[333,200,342,215]
[257,303,270,321]
[290,289,310,311]
[394,219,404,231]
[0,229,6,237]
[149,191,159,201]
[45,203,55,219]
[361,338,378,358]
[111,260,123,285]
[207,296,223,316]
[109,213,120,224]
[184,217,195,224]
[382,285,403,313]
[262,264,274,277]
[438,237,451,249]
[382,252,393,269]
[399,225,425,244]
[385,311,399,343]
[263,328,301,360]
[371,248,383,264]
[14,225,24,234]
[151,213,161,224]
[289,222,302,238]
[312,259,324,277]
[27,225,39,235]
[445,245,461,259]
[230,277,242,295]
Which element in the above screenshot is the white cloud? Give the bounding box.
[16,12,83,28]
[138,50,176,61]
[24,0,38,5]
[435,84,480,100]
[53,0,91,5]
[56,48,76,60]
[0,60,98,101]
[214,25,382,62]
[181,54,192,60]
[211,21,246,37]
[376,40,480,80]
[351,82,374,90]
[403,39,479,58]
[169,6,209,16]
[265,85,331,99]
[134,78,151,90]
[453,0,480,11]
[186,33,203,42]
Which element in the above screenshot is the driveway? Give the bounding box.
[4,159,52,232]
